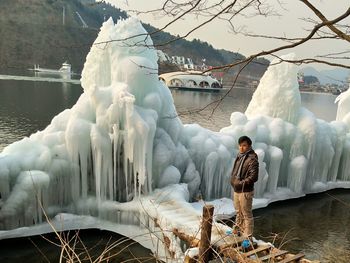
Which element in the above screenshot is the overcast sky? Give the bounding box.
[107,0,349,71]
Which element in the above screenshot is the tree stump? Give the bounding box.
[198,204,214,263]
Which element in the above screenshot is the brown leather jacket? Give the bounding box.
[231,150,259,193]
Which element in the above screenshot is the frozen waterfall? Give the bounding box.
[1,17,350,258]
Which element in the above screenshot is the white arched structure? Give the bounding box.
[159,71,222,90]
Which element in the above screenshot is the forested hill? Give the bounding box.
[0,0,121,73]
[0,0,269,76]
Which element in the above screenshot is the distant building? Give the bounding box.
[184,58,194,70]
[297,72,304,85]
[171,56,186,65]
[157,50,172,63]
[170,56,195,70]
[157,52,196,70]
[303,75,320,85]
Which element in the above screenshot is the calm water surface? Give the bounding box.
[0,80,82,150]
[173,88,338,131]
[0,229,157,263]
[0,81,339,150]
[254,189,350,262]
[0,78,348,262]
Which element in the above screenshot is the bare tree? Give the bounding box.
[111,0,349,70]
[98,0,348,121]
[85,1,350,123]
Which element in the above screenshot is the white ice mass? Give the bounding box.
[1,17,350,261]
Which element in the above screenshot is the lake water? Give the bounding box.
[254,189,350,262]
[0,78,338,151]
[0,77,348,262]
[0,229,157,263]
[0,79,82,151]
[172,87,337,131]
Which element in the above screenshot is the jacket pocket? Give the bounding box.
[232,177,242,192]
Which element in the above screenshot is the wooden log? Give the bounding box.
[258,249,288,261]
[198,205,214,263]
[300,259,320,263]
[243,245,271,257]
[173,228,200,247]
[216,233,245,249]
[278,253,305,263]
[221,248,257,263]
[162,234,175,258]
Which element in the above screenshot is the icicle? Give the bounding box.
[287,156,308,194]
[266,146,283,193]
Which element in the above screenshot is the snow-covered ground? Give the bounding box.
[1,17,350,261]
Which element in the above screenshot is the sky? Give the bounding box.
[107,0,350,71]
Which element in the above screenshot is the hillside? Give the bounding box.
[0,0,125,73]
[146,25,269,77]
[301,66,350,85]
[0,0,268,78]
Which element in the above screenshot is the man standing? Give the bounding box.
[231,136,259,240]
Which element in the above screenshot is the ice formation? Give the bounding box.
[1,17,350,261]
[245,53,301,124]
[336,86,350,124]
[0,17,231,230]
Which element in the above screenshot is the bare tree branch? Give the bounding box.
[269,54,350,69]
[205,6,350,72]
[299,0,350,42]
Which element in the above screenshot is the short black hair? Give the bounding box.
[238,135,252,146]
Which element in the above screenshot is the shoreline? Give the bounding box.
[1,188,349,262]
[0,74,81,84]
[225,85,340,96]
[0,228,156,263]
[1,186,349,236]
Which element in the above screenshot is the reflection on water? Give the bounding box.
[171,88,338,131]
[0,192,348,262]
[254,189,350,262]
[172,88,249,130]
[0,229,157,263]
[34,71,72,80]
[0,79,82,151]
[0,81,339,151]
[0,79,347,262]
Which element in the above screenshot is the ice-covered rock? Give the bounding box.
[335,87,350,125]
[0,17,233,230]
[245,53,301,124]
[1,16,350,262]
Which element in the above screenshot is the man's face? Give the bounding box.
[239,141,251,153]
